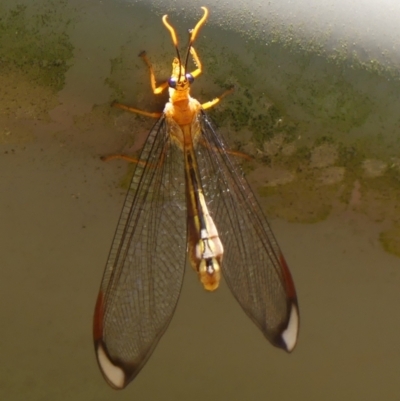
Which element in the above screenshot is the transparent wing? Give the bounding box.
[196,110,299,351]
[93,117,187,389]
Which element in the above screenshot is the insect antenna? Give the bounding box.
[162,14,183,79]
[184,7,208,76]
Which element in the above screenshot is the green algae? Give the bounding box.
[98,6,400,259]
[380,226,400,258]
[0,1,74,93]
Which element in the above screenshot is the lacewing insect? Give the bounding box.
[93,7,299,389]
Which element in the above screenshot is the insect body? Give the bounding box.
[93,7,299,390]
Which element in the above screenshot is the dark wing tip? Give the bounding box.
[272,301,300,352]
[93,292,140,389]
[95,339,142,390]
[95,340,127,389]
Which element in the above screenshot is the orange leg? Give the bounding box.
[110,50,167,119]
[198,139,253,161]
[100,154,145,164]
[201,87,235,110]
[104,52,167,162]
[189,47,202,78]
[111,101,162,119]
[199,87,251,160]
[139,51,168,95]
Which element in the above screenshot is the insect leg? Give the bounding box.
[102,103,162,163]
[201,87,235,110]
[139,51,168,95]
[111,101,162,118]
[188,47,202,78]
[100,154,144,163]
[198,138,253,161]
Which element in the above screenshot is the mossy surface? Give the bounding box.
[380,226,400,258]
[0,1,74,122]
[64,3,400,259]
[0,1,74,93]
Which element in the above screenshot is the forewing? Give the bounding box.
[196,111,299,352]
[94,117,187,388]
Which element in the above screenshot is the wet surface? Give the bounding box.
[1,0,400,399]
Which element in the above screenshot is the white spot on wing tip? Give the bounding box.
[97,343,125,389]
[281,303,299,352]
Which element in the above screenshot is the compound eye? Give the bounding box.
[168,77,177,88]
[185,73,194,84]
